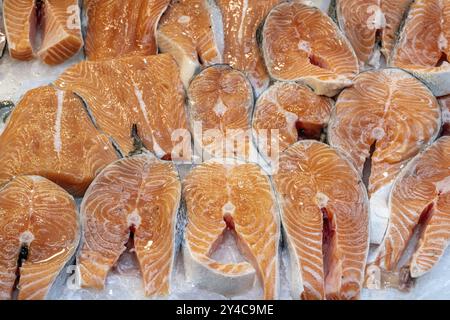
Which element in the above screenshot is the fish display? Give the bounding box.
[336,0,412,68]
[262,1,359,97]
[158,0,223,87]
[187,65,254,160]
[83,0,170,60]
[367,137,450,286]
[54,54,189,159]
[274,141,369,300]
[183,159,280,299]
[328,69,441,244]
[390,0,450,96]
[0,176,79,300]
[0,86,117,196]
[77,153,181,297]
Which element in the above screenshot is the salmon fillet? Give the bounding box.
[37,0,83,65]
[77,153,181,297]
[84,0,170,60]
[274,141,369,300]
[438,95,450,136]
[188,65,254,160]
[367,137,450,285]
[0,176,79,300]
[328,69,441,244]
[0,86,117,196]
[2,0,37,61]
[390,0,450,96]
[262,2,359,97]
[158,0,223,87]
[183,159,280,299]
[54,54,189,159]
[216,0,280,97]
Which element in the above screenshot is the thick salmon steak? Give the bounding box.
[328,69,441,244]
[0,176,79,300]
[2,0,37,60]
[390,0,450,96]
[84,0,170,60]
[37,0,84,65]
[188,65,254,160]
[273,141,369,300]
[262,2,359,97]
[158,0,223,87]
[54,54,189,159]
[439,96,450,136]
[216,0,280,97]
[336,0,412,68]
[183,159,280,299]
[0,86,117,196]
[252,82,333,160]
[77,153,181,297]
[367,137,450,286]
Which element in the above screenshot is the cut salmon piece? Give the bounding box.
[336,0,412,68]
[37,0,83,65]
[216,0,280,97]
[54,54,189,159]
[84,0,170,60]
[0,176,79,300]
[0,86,117,196]
[2,0,37,61]
[158,0,223,87]
[390,0,450,96]
[262,2,359,97]
[252,82,333,160]
[439,95,450,136]
[77,153,181,297]
[328,69,441,244]
[188,65,254,160]
[367,137,450,285]
[273,141,369,300]
[183,159,280,299]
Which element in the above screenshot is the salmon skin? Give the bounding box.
[336,0,412,69]
[252,82,333,160]
[54,54,189,159]
[0,86,117,196]
[187,65,254,161]
[84,0,170,60]
[0,176,80,300]
[367,137,450,288]
[328,68,441,244]
[3,0,83,64]
[158,0,223,87]
[77,153,181,297]
[390,0,450,96]
[183,159,280,299]
[262,1,359,97]
[0,4,7,57]
[273,141,369,300]
[439,96,450,136]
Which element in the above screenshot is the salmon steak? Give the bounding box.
[367,137,450,287]
[390,0,450,96]
[183,159,280,299]
[77,153,181,297]
[37,0,84,65]
[54,54,189,159]
[336,0,412,68]
[439,95,450,136]
[216,0,280,97]
[328,69,441,244]
[187,65,254,160]
[158,0,223,87]
[2,0,37,61]
[0,86,117,196]
[252,82,333,160]
[0,176,79,300]
[262,1,359,97]
[84,0,170,60]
